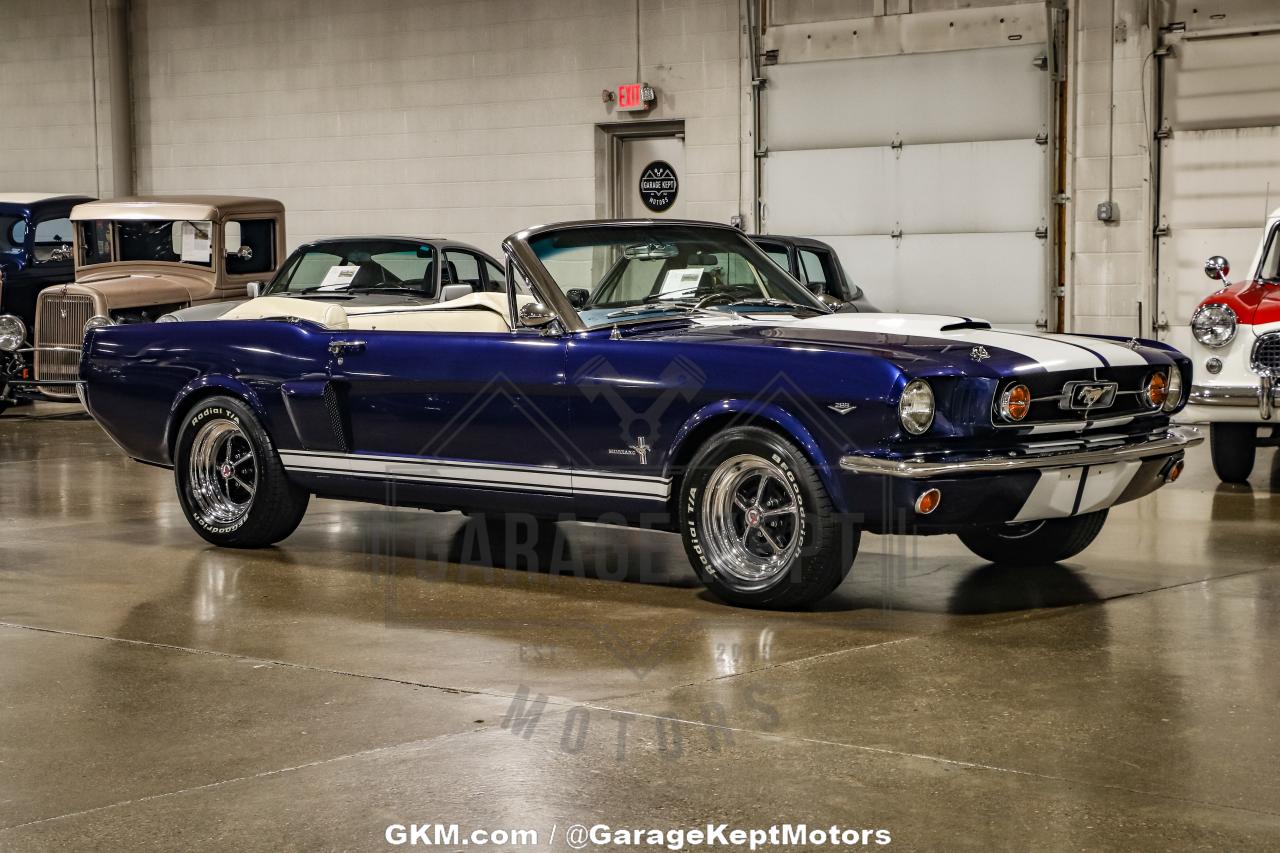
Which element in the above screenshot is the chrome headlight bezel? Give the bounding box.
[83,315,113,337]
[1163,367,1183,412]
[0,314,26,352]
[1190,303,1237,348]
[898,379,935,435]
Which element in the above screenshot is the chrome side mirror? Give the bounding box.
[234,245,254,261]
[1204,255,1230,283]
[246,281,263,298]
[518,302,556,328]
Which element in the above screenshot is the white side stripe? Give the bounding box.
[279,451,670,500]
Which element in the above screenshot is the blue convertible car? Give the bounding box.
[81,220,1201,609]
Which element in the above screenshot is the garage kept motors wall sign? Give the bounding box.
[638,161,678,212]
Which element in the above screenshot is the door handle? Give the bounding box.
[328,340,366,357]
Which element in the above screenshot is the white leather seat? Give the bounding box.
[222,291,536,334]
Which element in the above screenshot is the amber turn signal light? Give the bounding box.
[1166,459,1184,483]
[1143,372,1169,408]
[914,488,942,515]
[1000,383,1032,421]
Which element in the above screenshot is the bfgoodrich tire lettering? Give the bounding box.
[958,509,1108,566]
[679,426,858,609]
[174,395,310,548]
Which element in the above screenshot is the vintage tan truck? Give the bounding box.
[27,195,284,399]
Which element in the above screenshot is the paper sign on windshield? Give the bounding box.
[318,265,359,289]
[659,268,703,295]
[179,222,211,263]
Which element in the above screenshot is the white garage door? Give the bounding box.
[1156,29,1280,353]
[761,42,1050,327]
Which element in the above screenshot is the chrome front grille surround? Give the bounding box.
[1251,333,1280,375]
[35,293,94,392]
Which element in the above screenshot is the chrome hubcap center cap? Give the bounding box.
[219,463,233,479]
[745,507,762,527]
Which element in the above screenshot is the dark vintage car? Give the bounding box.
[0,193,95,412]
[80,220,1200,609]
[160,236,508,321]
[751,234,877,312]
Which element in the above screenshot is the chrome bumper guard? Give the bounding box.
[839,426,1203,479]
[1188,381,1278,419]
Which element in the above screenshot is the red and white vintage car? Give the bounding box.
[1186,206,1280,482]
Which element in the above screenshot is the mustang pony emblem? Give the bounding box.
[1077,386,1107,407]
[970,346,990,362]
[629,436,651,464]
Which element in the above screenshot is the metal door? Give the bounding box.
[760,40,1052,328]
[618,134,686,219]
[1155,25,1280,352]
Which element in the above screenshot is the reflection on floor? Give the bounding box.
[2,404,1279,850]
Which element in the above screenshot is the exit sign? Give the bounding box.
[616,82,654,112]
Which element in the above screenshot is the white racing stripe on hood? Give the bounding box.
[786,314,1116,372]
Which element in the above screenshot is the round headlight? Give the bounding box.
[1190,303,1237,348]
[898,379,935,435]
[999,383,1032,422]
[83,315,113,336]
[1164,368,1183,412]
[156,313,179,323]
[1143,371,1169,409]
[0,314,26,352]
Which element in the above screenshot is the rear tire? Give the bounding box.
[958,510,1108,566]
[174,395,310,548]
[679,426,858,609]
[1210,423,1256,483]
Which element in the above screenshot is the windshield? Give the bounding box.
[1260,224,1280,283]
[527,224,827,329]
[265,240,437,296]
[78,219,216,267]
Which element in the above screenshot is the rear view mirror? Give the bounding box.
[566,288,589,308]
[518,302,556,328]
[440,284,471,303]
[1204,255,1230,283]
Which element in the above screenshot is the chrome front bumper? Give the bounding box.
[1188,381,1278,419]
[839,426,1203,479]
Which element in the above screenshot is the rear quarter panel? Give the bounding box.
[81,319,332,464]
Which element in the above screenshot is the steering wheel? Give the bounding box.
[693,292,736,309]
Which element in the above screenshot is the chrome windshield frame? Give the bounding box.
[502,218,831,335]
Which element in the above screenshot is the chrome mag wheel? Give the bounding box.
[700,454,803,590]
[188,418,258,527]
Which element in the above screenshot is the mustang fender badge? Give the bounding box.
[970,346,990,362]
[827,403,856,415]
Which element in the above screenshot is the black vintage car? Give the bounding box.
[751,234,877,312]
[0,193,95,412]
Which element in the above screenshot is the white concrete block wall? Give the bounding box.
[132,0,748,256]
[0,0,101,195]
[1066,0,1156,336]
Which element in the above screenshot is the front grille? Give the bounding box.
[35,293,94,392]
[992,366,1161,427]
[1252,333,1280,374]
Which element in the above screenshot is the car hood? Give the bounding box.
[58,272,208,310]
[629,312,1177,375]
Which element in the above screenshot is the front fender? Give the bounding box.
[665,399,849,511]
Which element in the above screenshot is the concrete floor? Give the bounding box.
[1,404,1279,851]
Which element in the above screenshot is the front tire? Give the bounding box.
[679,426,858,609]
[1210,423,1256,483]
[174,395,310,548]
[958,510,1108,566]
